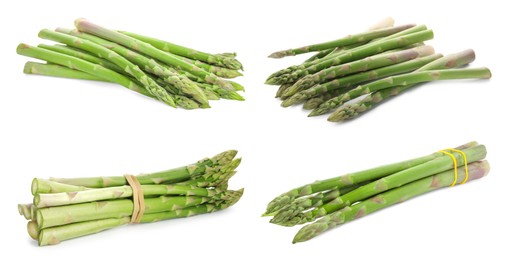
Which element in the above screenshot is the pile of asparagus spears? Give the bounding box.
[263,142,489,243]
[266,19,491,122]
[18,150,243,246]
[17,19,245,109]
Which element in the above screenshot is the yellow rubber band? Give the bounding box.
[124,174,145,223]
[445,148,469,184]
[438,150,458,186]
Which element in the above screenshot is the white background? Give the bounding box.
[1,0,507,258]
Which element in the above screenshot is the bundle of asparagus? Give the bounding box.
[18,150,243,246]
[266,18,491,122]
[262,142,489,243]
[17,19,245,109]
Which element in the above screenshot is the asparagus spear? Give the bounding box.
[38,29,177,107]
[34,184,223,208]
[266,25,429,83]
[331,49,477,121]
[293,161,489,243]
[274,144,487,226]
[283,54,442,106]
[16,44,163,104]
[302,17,394,63]
[263,141,476,216]
[309,67,491,117]
[74,19,234,91]
[32,178,89,195]
[119,31,244,70]
[55,28,209,106]
[48,150,237,188]
[38,217,128,246]
[280,46,434,99]
[38,44,123,73]
[268,24,415,58]
[37,189,243,246]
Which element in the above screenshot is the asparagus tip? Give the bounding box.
[327,111,344,122]
[308,109,325,117]
[268,52,284,59]
[265,77,280,85]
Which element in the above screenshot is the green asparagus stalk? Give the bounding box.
[48,150,237,188]
[268,24,415,58]
[37,189,243,246]
[293,160,489,243]
[38,29,177,107]
[281,46,434,100]
[274,144,487,226]
[74,19,234,91]
[119,31,243,70]
[38,217,128,246]
[16,44,162,104]
[283,54,442,107]
[303,17,394,63]
[32,178,89,195]
[34,184,223,208]
[38,44,123,74]
[24,61,105,81]
[266,26,430,83]
[263,141,476,216]
[54,28,209,106]
[331,49,477,121]
[309,67,491,117]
